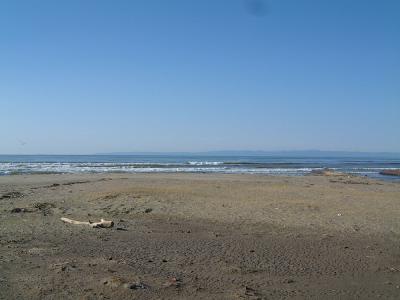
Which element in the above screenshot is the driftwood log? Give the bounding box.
[380,170,400,177]
[61,217,114,228]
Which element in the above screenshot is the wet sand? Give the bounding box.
[1,173,400,299]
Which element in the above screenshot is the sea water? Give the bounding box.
[0,154,399,181]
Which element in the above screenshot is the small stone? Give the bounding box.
[123,282,148,290]
[287,279,295,283]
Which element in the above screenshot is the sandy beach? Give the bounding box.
[1,173,400,299]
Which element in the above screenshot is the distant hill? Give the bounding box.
[96,150,400,158]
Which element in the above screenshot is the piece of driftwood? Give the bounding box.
[380,169,400,176]
[61,217,114,228]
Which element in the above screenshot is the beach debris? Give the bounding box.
[11,207,32,213]
[123,282,148,290]
[62,180,90,186]
[330,179,369,185]
[11,203,55,215]
[1,191,24,200]
[102,276,126,288]
[337,213,342,216]
[286,279,295,284]
[61,217,114,228]
[102,276,148,290]
[244,286,259,296]
[37,181,91,189]
[388,267,400,273]
[310,168,346,176]
[102,193,121,200]
[116,227,128,231]
[34,202,56,215]
[163,277,181,288]
[380,169,400,176]
[50,262,77,273]
[144,208,153,213]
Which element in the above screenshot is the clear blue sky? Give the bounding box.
[1,0,399,154]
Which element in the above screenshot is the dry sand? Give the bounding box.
[1,173,400,299]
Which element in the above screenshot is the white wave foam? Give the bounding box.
[187,161,224,166]
[0,162,397,177]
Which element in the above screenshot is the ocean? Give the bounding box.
[1,154,400,181]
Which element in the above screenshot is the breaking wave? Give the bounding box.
[1,155,399,180]
[0,162,317,175]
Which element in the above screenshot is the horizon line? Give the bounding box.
[1,150,400,156]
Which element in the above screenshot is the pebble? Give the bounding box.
[287,279,295,283]
[123,282,148,290]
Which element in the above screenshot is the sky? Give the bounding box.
[0,0,399,154]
